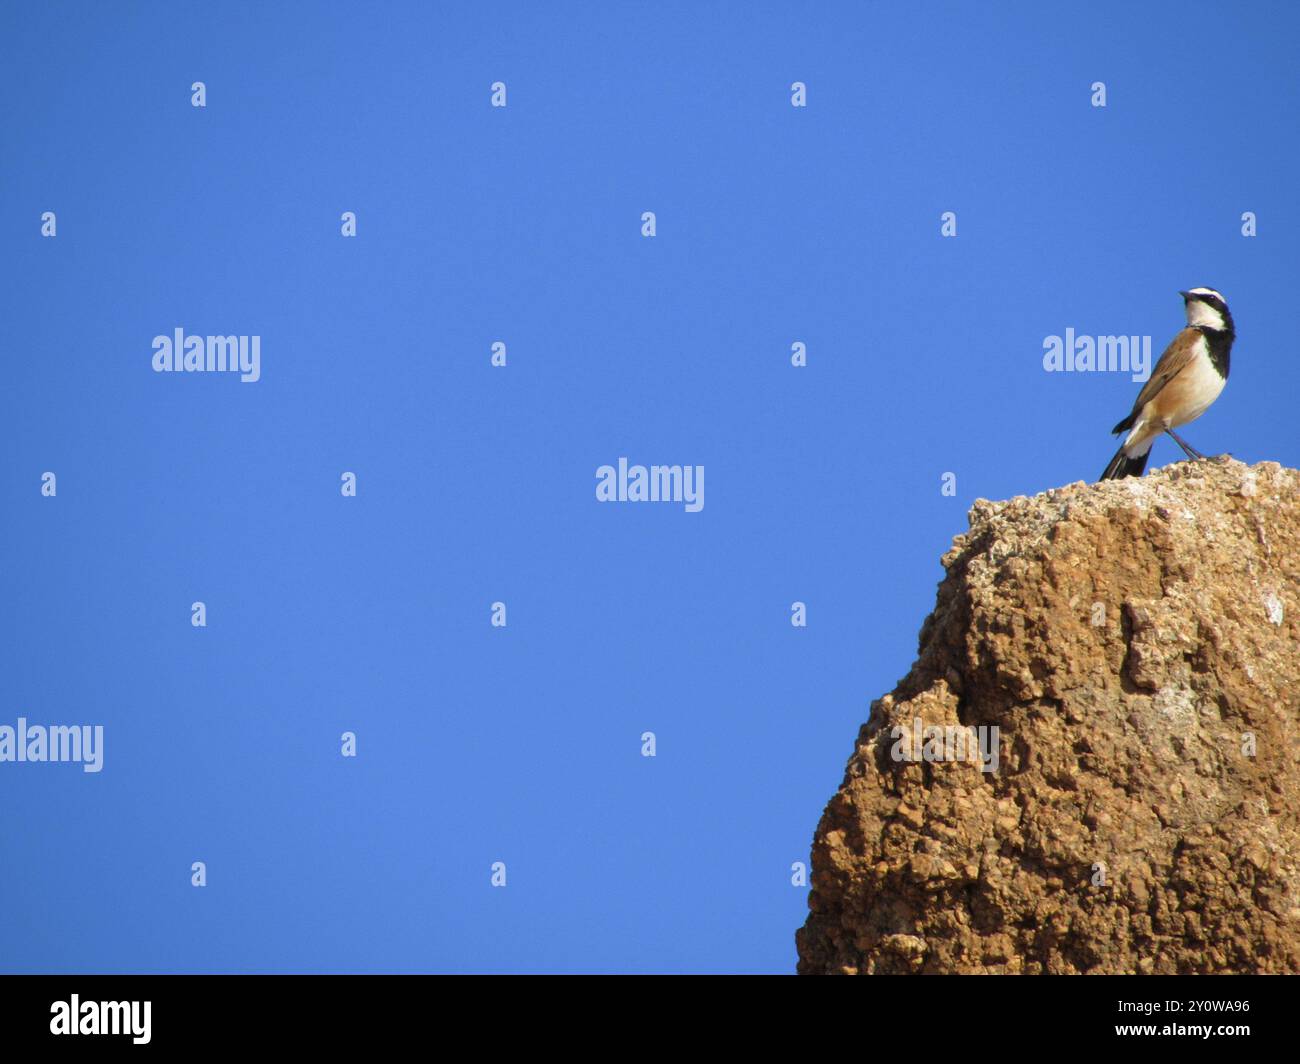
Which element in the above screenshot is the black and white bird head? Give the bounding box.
[1180,287,1234,334]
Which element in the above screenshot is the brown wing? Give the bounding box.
[1124,328,1202,417]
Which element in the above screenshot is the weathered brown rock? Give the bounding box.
[796,458,1300,974]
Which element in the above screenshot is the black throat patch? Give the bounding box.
[1197,326,1233,379]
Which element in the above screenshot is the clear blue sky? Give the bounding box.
[2,1,1297,973]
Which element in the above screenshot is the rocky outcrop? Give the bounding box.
[797,458,1300,974]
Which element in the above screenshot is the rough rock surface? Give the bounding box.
[797,458,1300,974]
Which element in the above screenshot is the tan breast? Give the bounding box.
[1144,337,1225,429]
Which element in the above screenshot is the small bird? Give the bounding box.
[1099,288,1234,480]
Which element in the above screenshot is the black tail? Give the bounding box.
[1099,445,1149,481]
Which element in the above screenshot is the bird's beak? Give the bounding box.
[1178,290,1192,300]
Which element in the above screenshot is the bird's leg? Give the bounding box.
[1166,429,1205,460]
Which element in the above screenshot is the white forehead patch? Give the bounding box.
[1186,287,1225,302]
